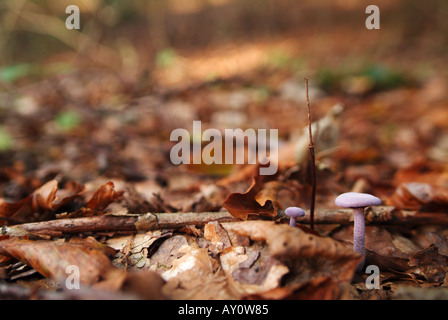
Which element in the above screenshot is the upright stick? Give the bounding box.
[304,78,316,230]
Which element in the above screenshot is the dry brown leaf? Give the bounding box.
[0,236,116,285]
[244,276,349,300]
[408,244,448,284]
[224,221,357,260]
[222,221,361,288]
[386,182,448,210]
[160,243,233,299]
[223,176,281,220]
[0,180,85,225]
[220,243,289,298]
[392,161,448,188]
[426,232,448,256]
[148,235,189,273]
[58,181,125,218]
[332,225,419,272]
[404,232,448,285]
[31,180,85,212]
[204,221,232,250]
[0,198,29,222]
[86,181,124,211]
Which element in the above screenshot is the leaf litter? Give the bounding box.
[1,3,448,301]
[2,72,448,300]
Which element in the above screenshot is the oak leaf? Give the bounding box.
[223,176,281,220]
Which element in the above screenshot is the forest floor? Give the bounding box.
[1,4,448,300]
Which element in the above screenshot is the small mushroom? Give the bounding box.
[285,207,306,227]
[335,192,381,270]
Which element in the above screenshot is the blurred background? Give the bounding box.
[0,0,447,206]
[1,0,447,87]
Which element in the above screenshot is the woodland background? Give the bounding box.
[0,0,448,300]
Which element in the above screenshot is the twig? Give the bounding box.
[304,78,316,230]
[1,211,237,236]
[3,207,448,236]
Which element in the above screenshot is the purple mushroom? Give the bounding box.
[285,207,306,227]
[335,192,381,270]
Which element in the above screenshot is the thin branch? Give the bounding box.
[304,78,316,230]
[3,207,448,236]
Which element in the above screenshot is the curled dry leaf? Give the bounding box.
[387,182,448,210]
[408,245,448,284]
[31,180,85,212]
[223,176,281,220]
[86,181,124,211]
[405,232,448,285]
[0,180,85,225]
[59,181,125,218]
[0,236,116,285]
[221,221,362,289]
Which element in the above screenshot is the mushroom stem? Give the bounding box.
[353,207,366,269]
[289,218,297,227]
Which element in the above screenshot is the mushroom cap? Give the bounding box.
[335,192,381,208]
[285,206,306,218]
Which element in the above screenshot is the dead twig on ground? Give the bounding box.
[304,78,316,230]
[2,207,448,236]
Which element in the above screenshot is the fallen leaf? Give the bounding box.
[0,236,116,285]
[223,176,281,220]
[387,182,448,210]
[204,221,232,253]
[160,243,232,299]
[407,244,448,284]
[332,225,419,272]
[0,180,85,225]
[220,243,289,297]
[392,161,448,188]
[86,181,124,211]
[426,232,448,256]
[0,198,29,222]
[244,276,349,300]
[222,221,361,290]
[31,180,84,212]
[148,235,189,272]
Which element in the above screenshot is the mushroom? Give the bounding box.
[334,192,381,270]
[285,207,306,227]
